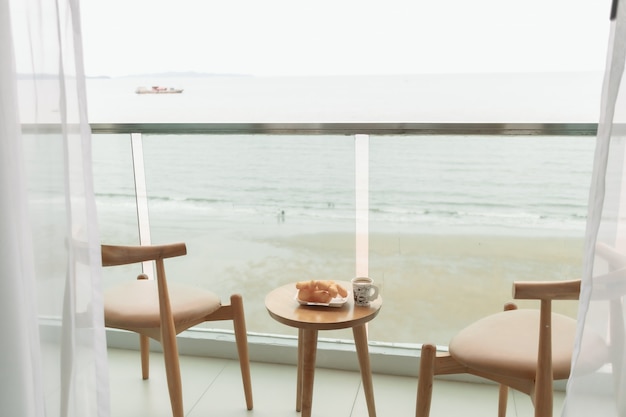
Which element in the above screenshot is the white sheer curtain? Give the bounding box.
[564,0,626,415]
[1,0,109,416]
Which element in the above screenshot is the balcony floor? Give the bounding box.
[107,347,567,417]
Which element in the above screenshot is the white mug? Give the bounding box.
[351,277,379,306]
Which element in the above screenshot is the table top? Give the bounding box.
[265,281,383,331]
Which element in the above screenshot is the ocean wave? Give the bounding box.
[94,188,587,231]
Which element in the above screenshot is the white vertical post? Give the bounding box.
[130,132,154,279]
[355,134,369,278]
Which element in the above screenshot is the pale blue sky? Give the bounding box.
[80,0,613,77]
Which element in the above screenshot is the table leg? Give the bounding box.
[296,328,304,412]
[353,324,377,417]
[300,328,318,417]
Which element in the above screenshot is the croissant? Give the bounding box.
[298,288,333,304]
[296,280,348,302]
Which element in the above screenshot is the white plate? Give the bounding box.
[295,290,349,307]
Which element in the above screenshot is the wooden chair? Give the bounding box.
[101,243,253,417]
[416,279,583,417]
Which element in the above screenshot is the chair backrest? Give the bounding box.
[100,243,189,345]
[101,243,187,267]
[512,279,581,413]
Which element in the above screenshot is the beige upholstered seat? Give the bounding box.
[416,279,585,417]
[105,280,222,338]
[449,309,577,381]
[102,243,253,417]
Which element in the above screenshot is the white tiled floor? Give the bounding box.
[107,348,565,417]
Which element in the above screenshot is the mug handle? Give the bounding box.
[369,285,379,301]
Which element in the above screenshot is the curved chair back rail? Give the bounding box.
[513,279,581,301]
[101,242,187,266]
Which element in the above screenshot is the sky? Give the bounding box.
[79,0,613,77]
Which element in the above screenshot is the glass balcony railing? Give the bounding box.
[91,122,595,349]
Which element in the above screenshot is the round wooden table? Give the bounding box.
[265,281,382,417]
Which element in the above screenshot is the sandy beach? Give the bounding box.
[130,230,585,347]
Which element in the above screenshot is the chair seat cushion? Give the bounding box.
[449,309,576,380]
[104,280,222,331]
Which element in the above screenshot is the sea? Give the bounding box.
[84,73,599,344]
[86,73,600,239]
[92,132,595,239]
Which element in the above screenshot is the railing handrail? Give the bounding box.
[85,122,598,136]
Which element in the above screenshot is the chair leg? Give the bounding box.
[140,334,150,380]
[498,302,515,417]
[231,294,254,410]
[498,384,508,417]
[138,274,151,380]
[416,344,437,417]
[161,329,184,417]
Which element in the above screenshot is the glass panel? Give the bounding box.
[141,134,356,338]
[92,134,144,287]
[92,132,596,346]
[368,135,595,345]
